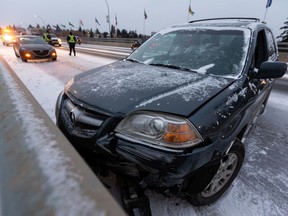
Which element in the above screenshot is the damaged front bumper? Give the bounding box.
[56,92,221,193]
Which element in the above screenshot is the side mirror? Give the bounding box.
[252,61,287,79]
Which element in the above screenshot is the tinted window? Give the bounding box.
[20,37,46,44]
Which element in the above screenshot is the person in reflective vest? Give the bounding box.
[67,31,76,56]
[43,30,51,44]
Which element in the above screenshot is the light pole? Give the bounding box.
[34,14,46,29]
[104,0,111,37]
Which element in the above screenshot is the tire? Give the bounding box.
[21,56,27,62]
[14,49,20,58]
[188,139,245,206]
[52,58,57,61]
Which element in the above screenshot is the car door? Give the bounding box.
[246,28,274,120]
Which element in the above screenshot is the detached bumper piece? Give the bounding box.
[119,179,151,216]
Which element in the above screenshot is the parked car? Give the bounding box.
[13,35,57,62]
[49,34,62,47]
[48,34,62,46]
[75,36,81,45]
[130,40,141,51]
[55,18,287,207]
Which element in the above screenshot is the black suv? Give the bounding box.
[55,18,287,207]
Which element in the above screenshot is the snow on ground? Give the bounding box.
[1,46,114,122]
[0,44,288,216]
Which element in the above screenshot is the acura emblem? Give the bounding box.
[70,111,76,124]
[69,108,80,124]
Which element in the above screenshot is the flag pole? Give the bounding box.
[143,9,146,37]
[143,18,145,37]
[187,0,191,22]
[263,0,272,22]
[115,14,117,38]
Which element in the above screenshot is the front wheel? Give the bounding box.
[14,50,20,58]
[21,56,27,62]
[188,139,245,206]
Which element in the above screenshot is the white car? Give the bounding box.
[48,34,62,47]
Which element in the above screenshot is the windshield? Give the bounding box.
[128,28,250,78]
[20,37,46,44]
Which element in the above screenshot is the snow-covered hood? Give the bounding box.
[67,61,234,116]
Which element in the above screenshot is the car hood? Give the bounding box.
[67,60,234,116]
[20,44,52,50]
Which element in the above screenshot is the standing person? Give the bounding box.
[43,30,51,44]
[67,31,76,56]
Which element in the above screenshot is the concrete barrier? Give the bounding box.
[0,55,126,216]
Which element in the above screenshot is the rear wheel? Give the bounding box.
[188,139,245,206]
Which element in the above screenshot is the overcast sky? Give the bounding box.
[1,0,287,38]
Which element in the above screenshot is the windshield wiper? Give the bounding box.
[126,58,141,63]
[149,63,196,72]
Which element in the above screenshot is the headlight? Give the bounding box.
[4,35,12,41]
[115,111,203,149]
[51,50,57,56]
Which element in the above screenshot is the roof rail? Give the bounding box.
[189,17,260,23]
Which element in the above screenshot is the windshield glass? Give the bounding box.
[128,27,250,78]
[20,37,46,44]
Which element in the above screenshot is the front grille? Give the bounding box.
[61,99,109,138]
[32,50,50,56]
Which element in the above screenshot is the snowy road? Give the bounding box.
[1,44,288,216]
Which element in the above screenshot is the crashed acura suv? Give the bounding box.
[55,18,287,206]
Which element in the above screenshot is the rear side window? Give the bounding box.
[265,29,277,60]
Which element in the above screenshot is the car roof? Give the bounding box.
[169,17,267,31]
[16,35,42,38]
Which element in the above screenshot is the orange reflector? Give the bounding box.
[167,123,192,133]
[163,132,198,143]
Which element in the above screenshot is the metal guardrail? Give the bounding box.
[278,42,288,52]
[59,37,141,48]
[0,55,126,216]
[60,43,130,60]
